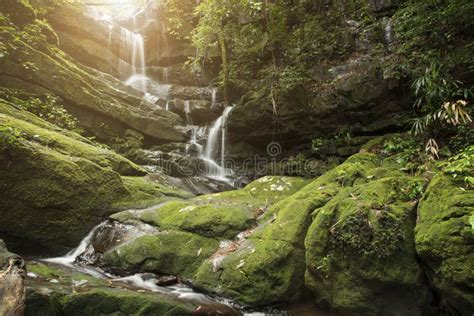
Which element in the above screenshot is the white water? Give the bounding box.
[201,106,233,184]
[44,222,106,267]
[120,27,147,92]
[211,87,218,106]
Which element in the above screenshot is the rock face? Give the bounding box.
[0,240,26,316]
[227,2,408,150]
[415,174,474,315]
[0,101,189,255]
[0,1,185,144]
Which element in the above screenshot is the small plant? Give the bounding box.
[439,146,474,187]
[0,124,23,151]
[400,180,425,201]
[1,89,81,132]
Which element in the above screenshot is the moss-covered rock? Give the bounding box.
[137,201,255,239]
[305,176,428,315]
[0,103,188,256]
[300,151,432,314]
[415,174,474,315]
[193,154,383,306]
[112,176,310,239]
[100,231,219,278]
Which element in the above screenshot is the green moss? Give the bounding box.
[113,176,310,239]
[61,289,196,316]
[28,262,66,279]
[138,201,255,239]
[112,177,192,211]
[304,160,428,314]
[0,103,145,176]
[415,175,474,315]
[194,238,304,306]
[0,104,186,255]
[101,231,219,278]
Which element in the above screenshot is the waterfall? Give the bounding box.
[211,88,218,107]
[201,106,233,184]
[163,67,169,84]
[184,101,192,125]
[121,26,147,92]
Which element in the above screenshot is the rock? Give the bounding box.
[368,0,400,14]
[100,231,219,278]
[415,175,474,315]
[0,102,189,255]
[147,64,209,87]
[0,11,185,144]
[0,240,26,316]
[128,201,256,239]
[228,56,408,149]
[305,165,429,314]
[166,99,222,125]
[25,262,238,316]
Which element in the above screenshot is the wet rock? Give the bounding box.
[0,240,26,316]
[25,262,237,316]
[155,275,178,287]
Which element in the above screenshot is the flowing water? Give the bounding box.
[201,106,233,184]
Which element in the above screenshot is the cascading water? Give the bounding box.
[200,106,234,185]
[122,27,147,92]
[87,7,235,186]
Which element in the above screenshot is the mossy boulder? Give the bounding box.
[100,231,219,278]
[136,201,255,239]
[305,175,428,315]
[415,175,474,315]
[301,152,431,315]
[0,103,188,256]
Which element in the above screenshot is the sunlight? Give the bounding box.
[86,0,146,20]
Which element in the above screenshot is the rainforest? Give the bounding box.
[0,0,473,315]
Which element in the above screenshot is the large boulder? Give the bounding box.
[415,174,474,315]
[0,101,189,255]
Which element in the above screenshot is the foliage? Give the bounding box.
[0,123,24,150]
[0,89,80,132]
[409,61,473,138]
[394,1,474,159]
[439,145,474,186]
[190,0,375,100]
